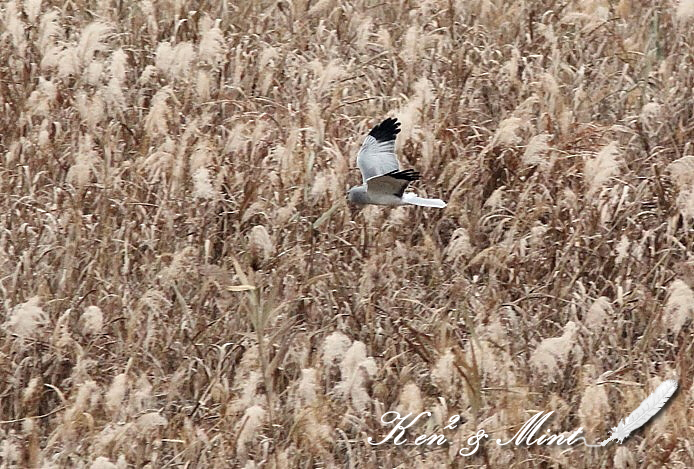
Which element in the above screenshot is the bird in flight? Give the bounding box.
[347,118,447,208]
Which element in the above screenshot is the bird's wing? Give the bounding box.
[366,169,420,197]
[357,118,401,183]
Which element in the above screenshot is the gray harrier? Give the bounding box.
[347,118,446,208]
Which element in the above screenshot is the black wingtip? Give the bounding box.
[368,117,401,142]
[387,169,420,182]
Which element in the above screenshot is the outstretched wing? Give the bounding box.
[357,118,401,183]
[367,169,420,197]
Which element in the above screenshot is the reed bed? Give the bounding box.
[1,0,692,467]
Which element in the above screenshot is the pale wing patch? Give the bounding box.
[366,169,420,197]
[367,174,408,196]
[357,137,399,182]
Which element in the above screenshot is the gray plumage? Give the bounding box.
[347,118,447,208]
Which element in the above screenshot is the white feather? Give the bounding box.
[600,379,678,446]
[401,193,447,208]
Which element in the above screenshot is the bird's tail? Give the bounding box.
[402,193,447,208]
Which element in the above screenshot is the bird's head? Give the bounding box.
[346,186,368,205]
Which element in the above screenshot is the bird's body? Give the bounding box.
[347,186,404,206]
[347,118,447,208]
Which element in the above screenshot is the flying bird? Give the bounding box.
[347,118,447,208]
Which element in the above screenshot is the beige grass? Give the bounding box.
[1,0,693,467]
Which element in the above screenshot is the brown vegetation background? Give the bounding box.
[1,0,693,467]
